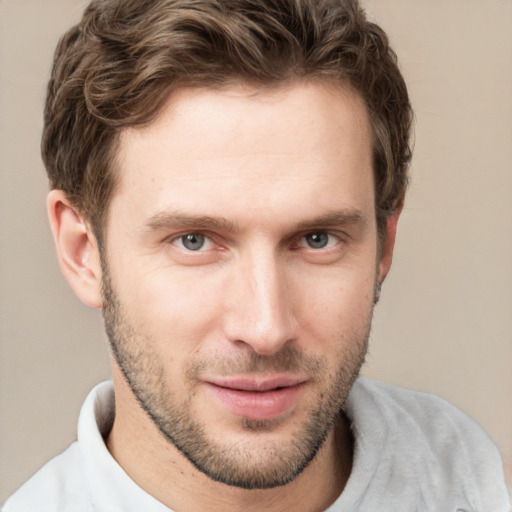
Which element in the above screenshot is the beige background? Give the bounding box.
[1,0,511,502]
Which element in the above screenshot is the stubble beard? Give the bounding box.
[101,261,372,490]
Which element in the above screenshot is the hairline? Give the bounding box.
[83,77,394,252]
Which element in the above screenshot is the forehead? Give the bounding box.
[122,80,370,150]
[111,81,374,231]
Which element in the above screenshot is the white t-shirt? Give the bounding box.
[3,378,510,512]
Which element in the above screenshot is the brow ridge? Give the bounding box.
[145,212,239,233]
[144,208,366,234]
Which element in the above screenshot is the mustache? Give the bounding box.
[185,346,324,379]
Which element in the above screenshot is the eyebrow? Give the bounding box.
[145,211,239,233]
[143,208,367,234]
[294,209,367,231]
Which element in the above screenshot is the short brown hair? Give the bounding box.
[42,0,413,242]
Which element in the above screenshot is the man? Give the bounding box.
[3,0,510,510]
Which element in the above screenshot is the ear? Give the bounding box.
[47,190,103,308]
[377,199,404,284]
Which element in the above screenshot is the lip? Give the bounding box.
[203,375,307,421]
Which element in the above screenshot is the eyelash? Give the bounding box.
[170,231,215,252]
[168,230,344,253]
[296,231,342,251]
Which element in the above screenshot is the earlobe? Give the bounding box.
[47,190,103,308]
[377,199,404,284]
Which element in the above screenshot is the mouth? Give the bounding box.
[203,376,307,421]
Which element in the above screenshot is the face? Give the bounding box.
[102,82,381,489]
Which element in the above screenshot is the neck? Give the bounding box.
[106,370,353,512]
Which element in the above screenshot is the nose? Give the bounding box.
[222,248,297,356]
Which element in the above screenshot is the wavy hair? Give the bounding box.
[42,0,413,242]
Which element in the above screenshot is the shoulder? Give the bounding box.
[344,378,511,511]
[2,381,115,512]
[2,443,92,512]
[349,378,498,449]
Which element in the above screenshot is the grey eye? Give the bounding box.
[304,232,329,249]
[181,233,206,251]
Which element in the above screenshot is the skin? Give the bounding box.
[48,81,401,512]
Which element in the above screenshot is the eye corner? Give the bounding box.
[170,232,210,251]
[297,230,343,251]
[289,229,349,265]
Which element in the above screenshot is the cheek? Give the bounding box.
[119,266,226,353]
[294,267,376,338]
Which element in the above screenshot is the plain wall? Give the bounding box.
[1,0,511,501]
